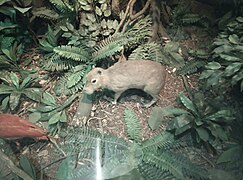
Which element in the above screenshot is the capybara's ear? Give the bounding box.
[97,69,102,75]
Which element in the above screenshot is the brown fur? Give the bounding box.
[83,60,167,107]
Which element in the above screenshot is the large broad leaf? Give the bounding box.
[23,88,42,102]
[19,155,36,179]
[213,45,233,54]
[28,112,42,123]
[207,71,223,86]
[205,62,221,70]
[148,107,188,130]
[0,84,15,94]
[196,127,209,142]
[9,72,19,88]
[148,107,164,130]
[178,93,197,113]
[20,75,33,89]
[207,110,233,122]
[41,92,56,106]
[167,114,192,132]
[231,70,243,85]
[48,111,63,125]
[199,70,214,79]
[9,91,21,110]
[192,92,205,110]
[224,62,241,77]
[13,6,32,14]
[210,126,228,141]
[60,111,67,123]
[174,114,193,135]
[217,145,243,164]
[34,105,57,113]
[228,34,239,44]
[1,96,9,111]
[220,54,241,61]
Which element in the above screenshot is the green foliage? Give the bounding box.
[0,71,42,112]
[124,109,141,142]
[19,155,37,180]
[166,92,235,151]
[29,92,78,134]
[92,33,125,61]
[55,64,92,95]
[128,41,185,67]
[40,16,153,95]
[171,2,210,28]
[78,0,118,37]
[177,60,206,75]
[54,45,91,62]
[54,109,208,180]
[0,0,42,47]
[200,16,243,91]
[35,0,118,38]
[33,0,75,23]
[0,41,24,72]
[39,25,59,52]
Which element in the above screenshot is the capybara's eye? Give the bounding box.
[91,79,96,84]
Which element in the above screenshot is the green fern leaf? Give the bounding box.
[43,54,79,71]
[32,7,59,20]
[177,60,206,75]
[93,34,124,61]
[55,65,91,95]
[142,132,177,154]
[54,45,91,62]
[143,152,184,179]
[129,42,164,62]
[138,162,174,180]
[124,108,141,142]
[49,0,74,13]
[124,16,152,47]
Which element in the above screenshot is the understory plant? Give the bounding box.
[150,91,235,152]
[29,92,79,134]
[200,16,243,92]
[0,71,42,112]
[53,108,208,180]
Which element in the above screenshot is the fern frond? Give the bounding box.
[49,0,74,13]
[142,132,179,154]
[58,156,96,180]
[177,60,206,75]
[124,16,152,47]
[138,161,174,180]
[93,34,125,61]
[128,42,169,64]
[55,127,131,179]
[32,7,59,20]
[54,45,91,62]
[43,54,79,71]
[124,108,141,142]
[143,152,184,179]
[55,65,91,94]
[182,14,201,24]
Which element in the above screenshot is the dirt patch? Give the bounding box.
[86,67,199,140]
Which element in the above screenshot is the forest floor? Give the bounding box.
[1,36,220,179]
[11,56,218,179]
